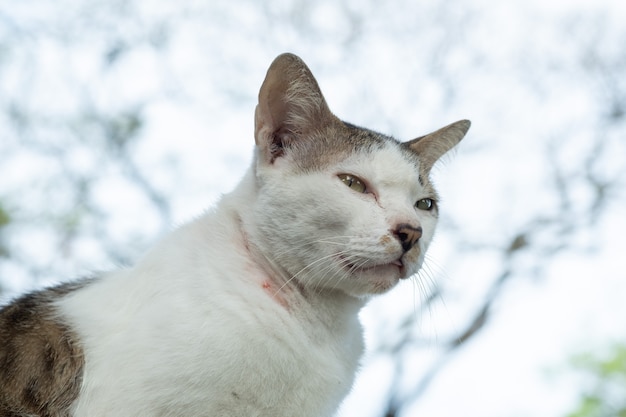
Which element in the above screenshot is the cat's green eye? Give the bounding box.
[338,174,367,193]
[416,198,435,211]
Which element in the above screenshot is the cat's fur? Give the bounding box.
[0,53,470,417]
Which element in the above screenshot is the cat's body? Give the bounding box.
[0,53,469,417]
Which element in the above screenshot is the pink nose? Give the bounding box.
[394,224,422,252]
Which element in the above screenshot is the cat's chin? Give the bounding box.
[337,256,405,295]
[360,268,402,295]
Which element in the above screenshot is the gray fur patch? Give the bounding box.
[284,120,395,173]
[0,279,93,417]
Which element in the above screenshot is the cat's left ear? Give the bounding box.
[405,120,471,173]
[254,53,336,164]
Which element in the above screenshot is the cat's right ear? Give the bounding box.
[405,120,471,173]
[254,53,334,164]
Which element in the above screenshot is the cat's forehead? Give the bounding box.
[337,140,423,190]
[339,122,424,167]
[339,124,422,171]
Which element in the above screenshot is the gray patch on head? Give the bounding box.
[285,119,397,173]
[0,278,95,416]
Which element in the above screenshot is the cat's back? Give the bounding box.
[0,282,87,417]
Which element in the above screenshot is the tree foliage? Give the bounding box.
[567,345,626,417]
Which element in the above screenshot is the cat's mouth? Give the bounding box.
[338,255,407,279]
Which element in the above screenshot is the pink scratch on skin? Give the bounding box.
[237,217,291,310]
[262,280,290,310]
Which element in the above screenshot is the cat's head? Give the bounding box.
[249,53,469,298]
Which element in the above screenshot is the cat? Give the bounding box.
[0,53,470,417]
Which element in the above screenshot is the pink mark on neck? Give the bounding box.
[261,279,290,310]
[236,215,293,311]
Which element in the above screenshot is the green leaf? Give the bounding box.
[566,343,626,417]
[0,204,10,228]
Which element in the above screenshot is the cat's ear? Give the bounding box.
[405,120,471,172]
[255,53,335,163]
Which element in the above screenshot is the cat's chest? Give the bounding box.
[207,308,363,416]
[192,284,364,416]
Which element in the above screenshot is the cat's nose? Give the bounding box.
[393,224,422,252]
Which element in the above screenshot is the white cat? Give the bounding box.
[0,53,469,417]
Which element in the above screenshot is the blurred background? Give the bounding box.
[1,0,625,416]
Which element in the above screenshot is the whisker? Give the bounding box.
[266,236,355,259]
[273,249,352,296]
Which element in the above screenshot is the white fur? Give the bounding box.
[56,141,436,416]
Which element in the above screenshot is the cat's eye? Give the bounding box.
[416,198,435,211]
[338,174,367,193]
